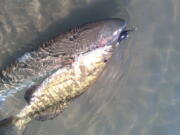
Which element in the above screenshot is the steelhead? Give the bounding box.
[0,18,131,135]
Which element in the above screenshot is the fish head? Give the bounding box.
[78,19,129,64]
[96,18,128,48]
[64,18,131,55]
[73,19,131,77]
[77,19,131,64]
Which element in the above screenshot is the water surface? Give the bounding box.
[0,0,180,135]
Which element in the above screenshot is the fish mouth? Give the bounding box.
[109,18,135,43]
[105,20,127,46]
[118,28,136,42]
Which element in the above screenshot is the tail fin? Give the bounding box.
[0,116,21,135]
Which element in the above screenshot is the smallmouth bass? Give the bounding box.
[0,18,132,135]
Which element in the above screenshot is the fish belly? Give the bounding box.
[15,46,113,129]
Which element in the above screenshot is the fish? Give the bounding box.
[0,18,132,135]
[0,18,126,98]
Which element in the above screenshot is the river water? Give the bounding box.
[0,0,180,135]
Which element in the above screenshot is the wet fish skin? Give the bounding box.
[15,45,113,129]
[0,18,128,135]
[0,18,126,97]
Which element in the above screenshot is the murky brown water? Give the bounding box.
[0,0,180,135]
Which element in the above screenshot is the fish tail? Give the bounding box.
[0,116,22,135]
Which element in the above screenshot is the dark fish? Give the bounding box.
[0,18,131,135]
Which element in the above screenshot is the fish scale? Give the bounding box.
[0,18,130,135]
[14,46,112,129]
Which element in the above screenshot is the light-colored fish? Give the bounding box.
[0,18,131,135]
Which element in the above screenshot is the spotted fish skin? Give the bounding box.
[0,19,124,97]
[0,18,128,135]
[14,45,113,129]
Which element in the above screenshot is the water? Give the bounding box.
[0,0,180,135]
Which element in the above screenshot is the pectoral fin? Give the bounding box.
[24,85,39,103]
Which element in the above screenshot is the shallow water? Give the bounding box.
[0,0,180,135]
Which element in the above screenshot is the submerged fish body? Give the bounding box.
[0,18,130,134]
[0,18,126,97]
[15,45,113,129]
